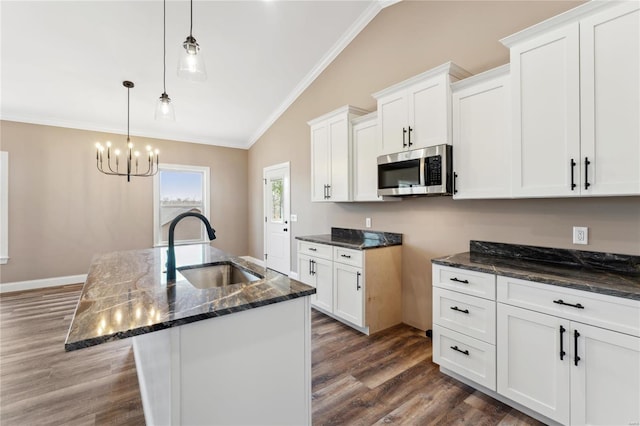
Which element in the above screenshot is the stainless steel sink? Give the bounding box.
[178,262,263,289]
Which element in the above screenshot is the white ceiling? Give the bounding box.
[1,1,390,149]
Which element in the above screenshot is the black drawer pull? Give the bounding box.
[559,325,566,361]
[450,306,469,314]
[308,247,317,251]
[553,299,584,309]
[450,277,469,284]
[340,254,351,259]
[574,329,581,366]
[570,158,577,190]
[450,345,469,356]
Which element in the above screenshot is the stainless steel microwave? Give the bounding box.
[377,144,453,197]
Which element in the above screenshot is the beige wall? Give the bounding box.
[248,1,640,331]
[0,120,248,284]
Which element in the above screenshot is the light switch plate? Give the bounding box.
[573,226,588,245]
[290,214,298,222]
[365,218,372,228]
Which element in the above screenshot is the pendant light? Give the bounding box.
[95,81,160,182]
[178,0,207,81]
[156,0,175,121]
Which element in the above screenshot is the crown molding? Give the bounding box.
[451,64,510,93]
[244,0,387,149]
[0,114,246,150]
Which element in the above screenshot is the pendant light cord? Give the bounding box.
[127,86,130,140]
[190,0,193,37]
[163,0,167,94]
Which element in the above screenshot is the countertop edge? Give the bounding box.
[431,257,640,301]
[295,235,402,250]
[65,288,316,352]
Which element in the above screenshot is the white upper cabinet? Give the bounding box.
[580,2,640,196]
[373,62,472,156]
[452,65,511,199]
[352,112,383,202]
[502,1,640,198]
[308,106,369,202]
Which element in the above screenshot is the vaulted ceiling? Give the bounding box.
[1,1,392,149]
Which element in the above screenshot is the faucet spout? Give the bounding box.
[166,212,216,282]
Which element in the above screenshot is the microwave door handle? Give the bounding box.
[419,157,426,187]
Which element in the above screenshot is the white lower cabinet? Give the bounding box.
[432,265,497,391]
[333,262,363,327]
[298,240,401,334]
[496,277,640,426]
[433,263,640,426]
[497,303,571,424]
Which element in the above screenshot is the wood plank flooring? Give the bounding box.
[0,285,542,425]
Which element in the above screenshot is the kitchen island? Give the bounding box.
[65,244,315,426]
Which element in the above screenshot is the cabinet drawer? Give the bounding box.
[432,265,496,300]
[497,275,640,337]
[433,287,496,344]
[333,247,362,267]
[298,241,332,261]
[433,325,496,391]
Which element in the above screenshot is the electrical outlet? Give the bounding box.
[573,226,588,245]
[290,214,297,222]
[365,217,372,228]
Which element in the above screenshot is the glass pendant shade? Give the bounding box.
[155,93,175,121]
[178,36,207,82]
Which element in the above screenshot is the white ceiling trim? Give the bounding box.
[0,113,242,150]
[244,0,394,149]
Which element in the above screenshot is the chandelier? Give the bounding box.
[95,81,159,182]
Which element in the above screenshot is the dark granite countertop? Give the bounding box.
[65,245,315,351]
[296,227,402,250]
[432,241,640,300]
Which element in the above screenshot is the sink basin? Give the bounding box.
[178,262,263,289]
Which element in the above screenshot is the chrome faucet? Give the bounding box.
[166,212,216,282]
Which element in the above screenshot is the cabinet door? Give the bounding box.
[353,118,382,201]
[570,323,640,426]
[453,73,511,199]
[580,2,640,196]
[333,263,364,327]
[297,254,316,305]
[497,303,570,424]
[310,122,330,202]
[328,115,350,201]
[510,24,580,198]
[313,257,333,312]
[407,75,449,149]
[377,91,408,155]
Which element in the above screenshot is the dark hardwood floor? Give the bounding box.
[0,285,541,425]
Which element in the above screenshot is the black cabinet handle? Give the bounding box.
[450,306,469,314]
[560,325,566,361]
[570,159,576,190]
[553,299,584,309]
[402,128,407,148]
[283,228,288,232]
[356,272,361,290]
[309,259,313,276]
[408,126,413,147]
[450,345,469,356]
[323,184,327,199]
[340,254,351,259]
[327,184,331,199]
[584,157,591,190]
[308,247,317,251]
[453,172,458,194]
[574,329,581,366]
[450,277,469,284]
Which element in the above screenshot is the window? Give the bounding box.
[153,164,210,247]
[0,151,8,264]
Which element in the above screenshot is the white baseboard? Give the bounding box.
[0,274,87,293]
[240,256,265,268]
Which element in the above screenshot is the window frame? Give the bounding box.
[0,151,8,264]
[153,163,211,248]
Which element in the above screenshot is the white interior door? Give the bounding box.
[263,162,290,275]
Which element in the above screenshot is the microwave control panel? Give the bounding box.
[425,156,442,186]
